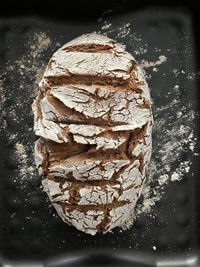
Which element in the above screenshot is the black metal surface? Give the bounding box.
[0,1,200,266]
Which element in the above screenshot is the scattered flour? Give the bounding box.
[99,21,148,55]
[173,68,200,80]
[171,172,180,181]
[101,22,112,30]
[153,67,158,72]
[121,216,135,231]
[0,79,5,111]
[158,174,169,186]
[141,55,167,69]
[12,32,52,94]
[15,143,27,161]
[0,32,55,188]
[0,78,6,129]
[15,143,35,182]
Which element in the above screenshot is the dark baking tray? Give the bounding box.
[0,1,200,266]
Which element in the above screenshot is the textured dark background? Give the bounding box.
[0,1,200,266]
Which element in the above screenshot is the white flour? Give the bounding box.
[0,32,55,189]
[141,55,167,69]
[99,21,148,55]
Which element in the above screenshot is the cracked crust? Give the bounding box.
[33,33,153,235]
[44,34,134,80]
[53,200,138,235]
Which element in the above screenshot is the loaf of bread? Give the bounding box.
[32,33,153,235]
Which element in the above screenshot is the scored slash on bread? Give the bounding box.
[32,33,153,235]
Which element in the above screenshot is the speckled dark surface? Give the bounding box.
[0,2,200,266]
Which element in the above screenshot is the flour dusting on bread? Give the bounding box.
[32,33,153,235]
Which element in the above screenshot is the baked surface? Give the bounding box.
[32,33,153,235]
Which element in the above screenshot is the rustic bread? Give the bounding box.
[32,33,153,235]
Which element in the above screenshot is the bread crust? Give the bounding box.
[32,33,153,235]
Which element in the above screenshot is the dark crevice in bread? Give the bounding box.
[138,154,144,174]
[68,185,81,205]
[57,200,128,212]
[42,139,128,164]
[125,132,133,160]
[62,44,114,53]
[46,176,121,187]
[44,67,143,91]
[37,138,90,176]
[127,123,148,158]
[96,208,111,232]
[46,75,127,87]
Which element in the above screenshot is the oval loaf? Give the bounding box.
[32,33,153,235]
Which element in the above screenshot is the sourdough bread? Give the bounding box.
[32,33,153,235]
